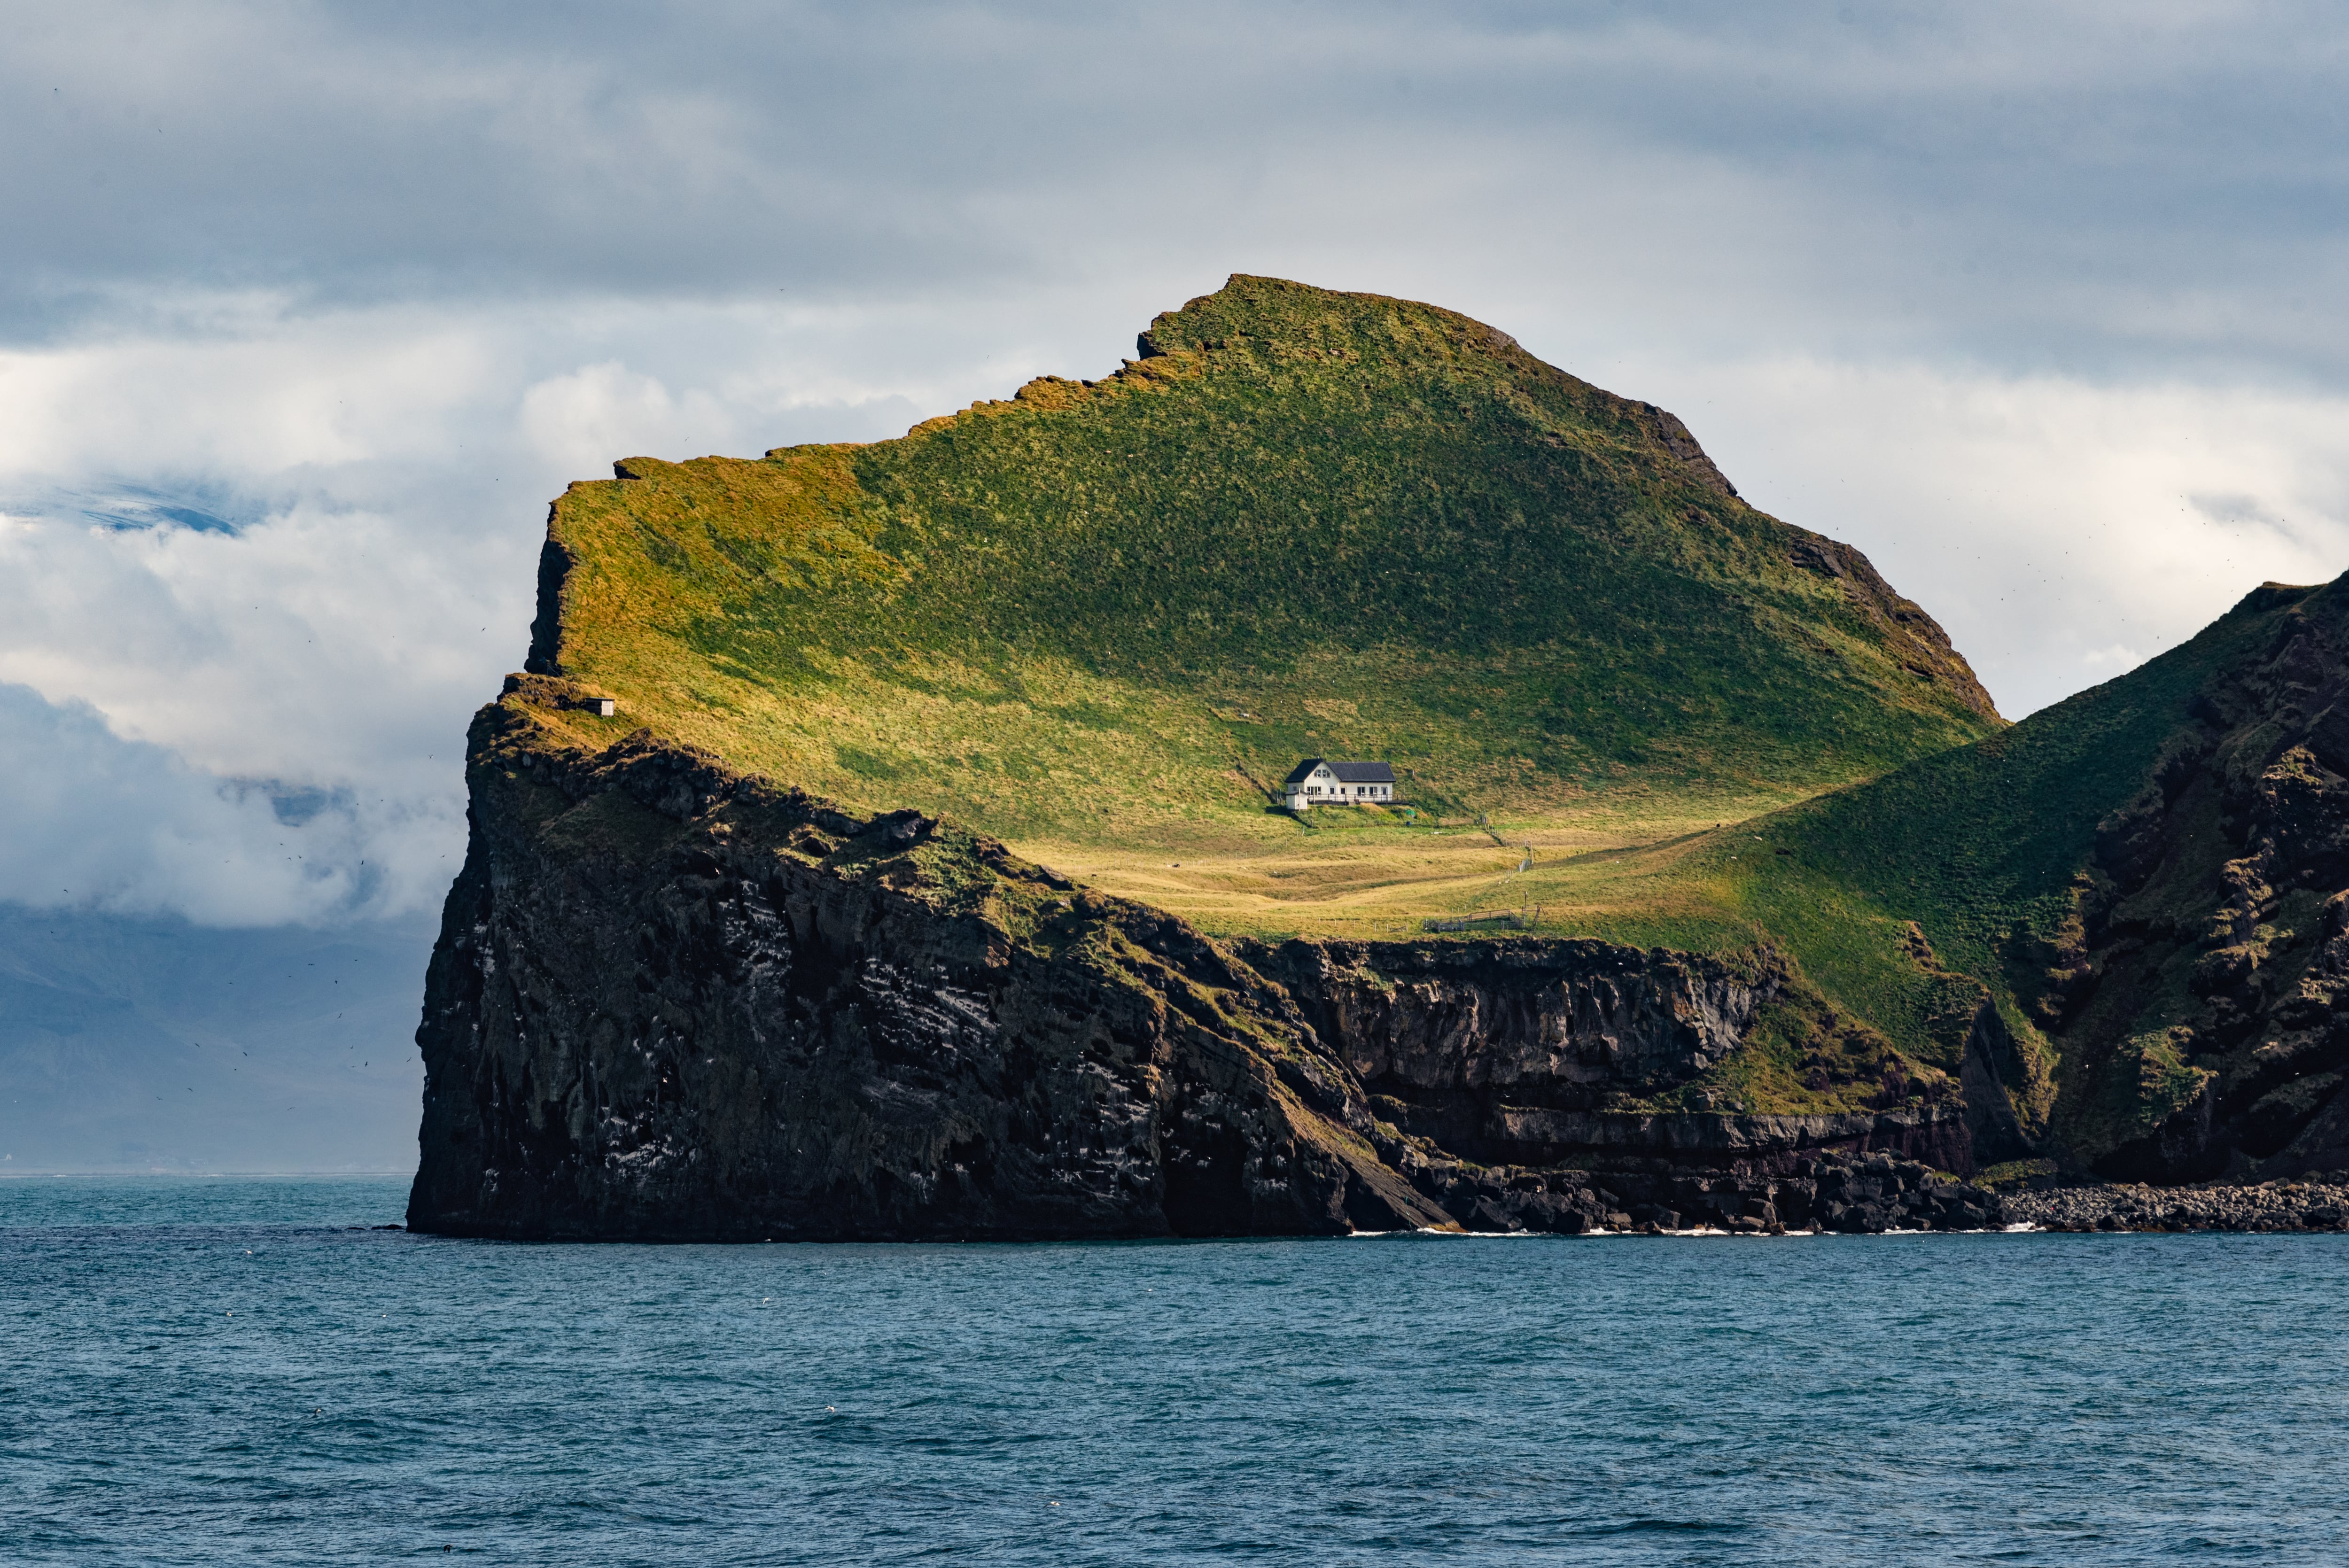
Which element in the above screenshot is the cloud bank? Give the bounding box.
[3,0,2346,925]
[0,681,453,925]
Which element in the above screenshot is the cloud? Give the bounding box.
[0,0,2343,926]
[520,361,732,475]
[0,681,453,925]
[0,1,2341,378]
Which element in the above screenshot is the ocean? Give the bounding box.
[4,1177,2345,1565]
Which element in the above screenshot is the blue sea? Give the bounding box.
[5,1179,2347,1565]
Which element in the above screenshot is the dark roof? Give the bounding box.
[1284,758,1395,785]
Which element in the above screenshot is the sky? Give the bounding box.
[4,0,2347,945]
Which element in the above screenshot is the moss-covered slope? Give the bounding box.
[1816,576,2349,1178]
[526,275,1998,851]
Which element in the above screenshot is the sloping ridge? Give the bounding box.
[1753,575,2349,1180]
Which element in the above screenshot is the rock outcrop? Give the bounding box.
[407,687,2004,1240]
[2037,583,2349,1180]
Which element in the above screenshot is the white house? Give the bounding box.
[1283,758,1396,809]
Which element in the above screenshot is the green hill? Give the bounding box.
[522,275,1999,928]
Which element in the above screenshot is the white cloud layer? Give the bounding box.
[1,0,2346,924]
[0,681,453,925]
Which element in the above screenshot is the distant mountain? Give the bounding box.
[0,906,431,1172]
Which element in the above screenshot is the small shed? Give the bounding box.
[1282,758,1396,809]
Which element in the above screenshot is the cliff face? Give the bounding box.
[2038,583,2349,1180]
[410,699,1425,1240]
[408,687,2003,1240]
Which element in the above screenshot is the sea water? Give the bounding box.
[4,1179,2346,1565]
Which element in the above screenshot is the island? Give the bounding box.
[406,276,2349,1239]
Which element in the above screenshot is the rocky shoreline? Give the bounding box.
[1444,1163,2349,1236]
[2005,1176,2349,1232]
[1405,1150,2007,1236]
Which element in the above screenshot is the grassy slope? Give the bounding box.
[535,276,1999,925]
[1501,582,2316,1133]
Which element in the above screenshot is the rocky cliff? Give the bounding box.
[407,683,2004,1239]
[2033,582,2349,1179]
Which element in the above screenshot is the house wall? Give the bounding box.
[1287,770,1393,807]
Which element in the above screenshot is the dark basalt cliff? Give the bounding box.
[2034,582,2349,1180]
[407,685,2002,1240]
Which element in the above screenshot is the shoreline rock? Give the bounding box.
[2004,1176,2349,1232]
[1404,1149,2005,1237]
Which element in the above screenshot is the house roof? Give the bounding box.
[1283,758,1396,785]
